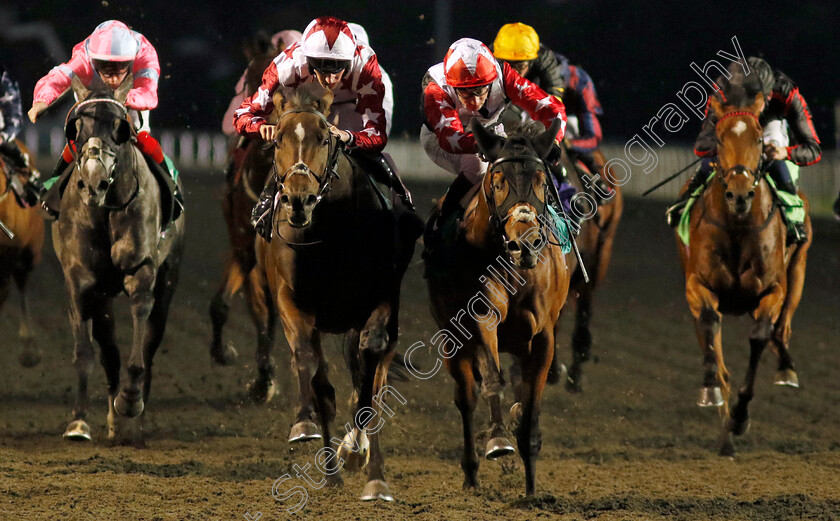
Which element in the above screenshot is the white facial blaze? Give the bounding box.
[731,120,747,136]
[295,122,305,161]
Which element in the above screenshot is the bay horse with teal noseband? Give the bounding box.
[677,91,810,456]
[54,77,185,445]
[425,118,571,496]
[255,82,420,501]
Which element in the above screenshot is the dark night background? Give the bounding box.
[2,0,838,146]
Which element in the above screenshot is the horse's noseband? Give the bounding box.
[79,138,119,186]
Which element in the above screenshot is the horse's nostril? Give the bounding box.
[305,194,318,206]
[725,191,734,200]
[280,194,290,205]
[98,180,109,191]
[748,190,755,198]
[77,180,85,190]
[507,240,521,252]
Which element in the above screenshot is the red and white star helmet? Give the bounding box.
[300,17,356,61]
[444,38,498,88]
[87,20,138,62]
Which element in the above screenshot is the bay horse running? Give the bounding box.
[553,145,623,392]
[425,119,570,495]
[677,92,809,456]
[0,141,45,367]
[54,78,185,444]
[257,82,420,500]
[209,33,282,378]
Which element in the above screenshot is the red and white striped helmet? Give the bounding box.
[444,38,498,88]
[87,20,138,62]
[300,17,356,60]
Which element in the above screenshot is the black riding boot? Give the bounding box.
[251,176,278,242]
[666,167,709,227]
[424,173,473,256]
[351,150,416,212]
[39,156,73,220]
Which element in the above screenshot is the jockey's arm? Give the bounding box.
[423,80,476,154]
[347,55,388,153]
[233,61,280,139]
[693,99,717,158]
[784,87,821,166]
[125,36,161,111]
[567,67,602,153]
[30,44,93,123]
[503,62,566,143]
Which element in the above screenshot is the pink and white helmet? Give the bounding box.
[300,17,356,60]
[87,20,139,62]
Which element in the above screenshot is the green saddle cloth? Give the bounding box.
[677,162,804,246]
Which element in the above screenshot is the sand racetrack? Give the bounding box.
[2,173,839,520]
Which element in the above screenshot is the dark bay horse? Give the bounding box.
[0,141,45,367]
[677,92,809,456]
[425,119,570,495]
[550,145,623,392]
[55,79,185,444]
[209,33,283,375]
[256,82,420,500]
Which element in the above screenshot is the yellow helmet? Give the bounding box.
[493,23,539,61]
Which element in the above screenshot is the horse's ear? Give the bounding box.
[746,91,765,115]
[70,75,91,101]
[470,119,502,162]
[112,118,132,144]
[533,118,563,161]
[709,93,724,119]
[113,73,133,104]
[316,88,334,116]
[65,117,81,142]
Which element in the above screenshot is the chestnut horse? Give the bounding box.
[209,33,282,377]
[257,82,420,501]
[425,119,570,495]
[54,79,185,444]
[677,92,809,456]
[0,141,45,367]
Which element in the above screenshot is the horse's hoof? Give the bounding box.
[247,378,277,404]
[719,441,736,458]
[360,479,393,502]
[288,421,322,443]
[63,420,92,441]
[336,428,369,472]
[697,387,724,407]
[462,477,479,490]
[18,349,42,368]
[546,362,566,385]
[773,369,799,388]
[728,418,750,437]
[485,437,516,460]
[510,402,523,425]
[211,342,239,366]
[114,392,144,418]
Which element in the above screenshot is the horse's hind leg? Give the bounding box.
[772,240,810,387]
[209,258,245,365]
[12,254,42,367]
[245,267,277,403]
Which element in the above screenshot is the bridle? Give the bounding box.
[714,110,769,190]
[483,152,552,260]
[64,98,139,210]
[271,108,342,204]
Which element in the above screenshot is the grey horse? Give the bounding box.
[54,78,185,445]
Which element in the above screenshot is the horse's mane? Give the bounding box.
[281,82,334,114]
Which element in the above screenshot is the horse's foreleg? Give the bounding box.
[310,331,341,486]
[772,240,810,387]
[686,275,731,454]
[476,342,514,461]
[277,287,320,443]
[91,298,121,442]
[447,355,480,490]
[63,274,96,441]
[246,267,277,403]
[209,258,246,365]
[516,329,554,496]
[114,264,156,420]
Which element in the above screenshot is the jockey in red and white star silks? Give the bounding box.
[233,16,388,153]
[421,38,566,184]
